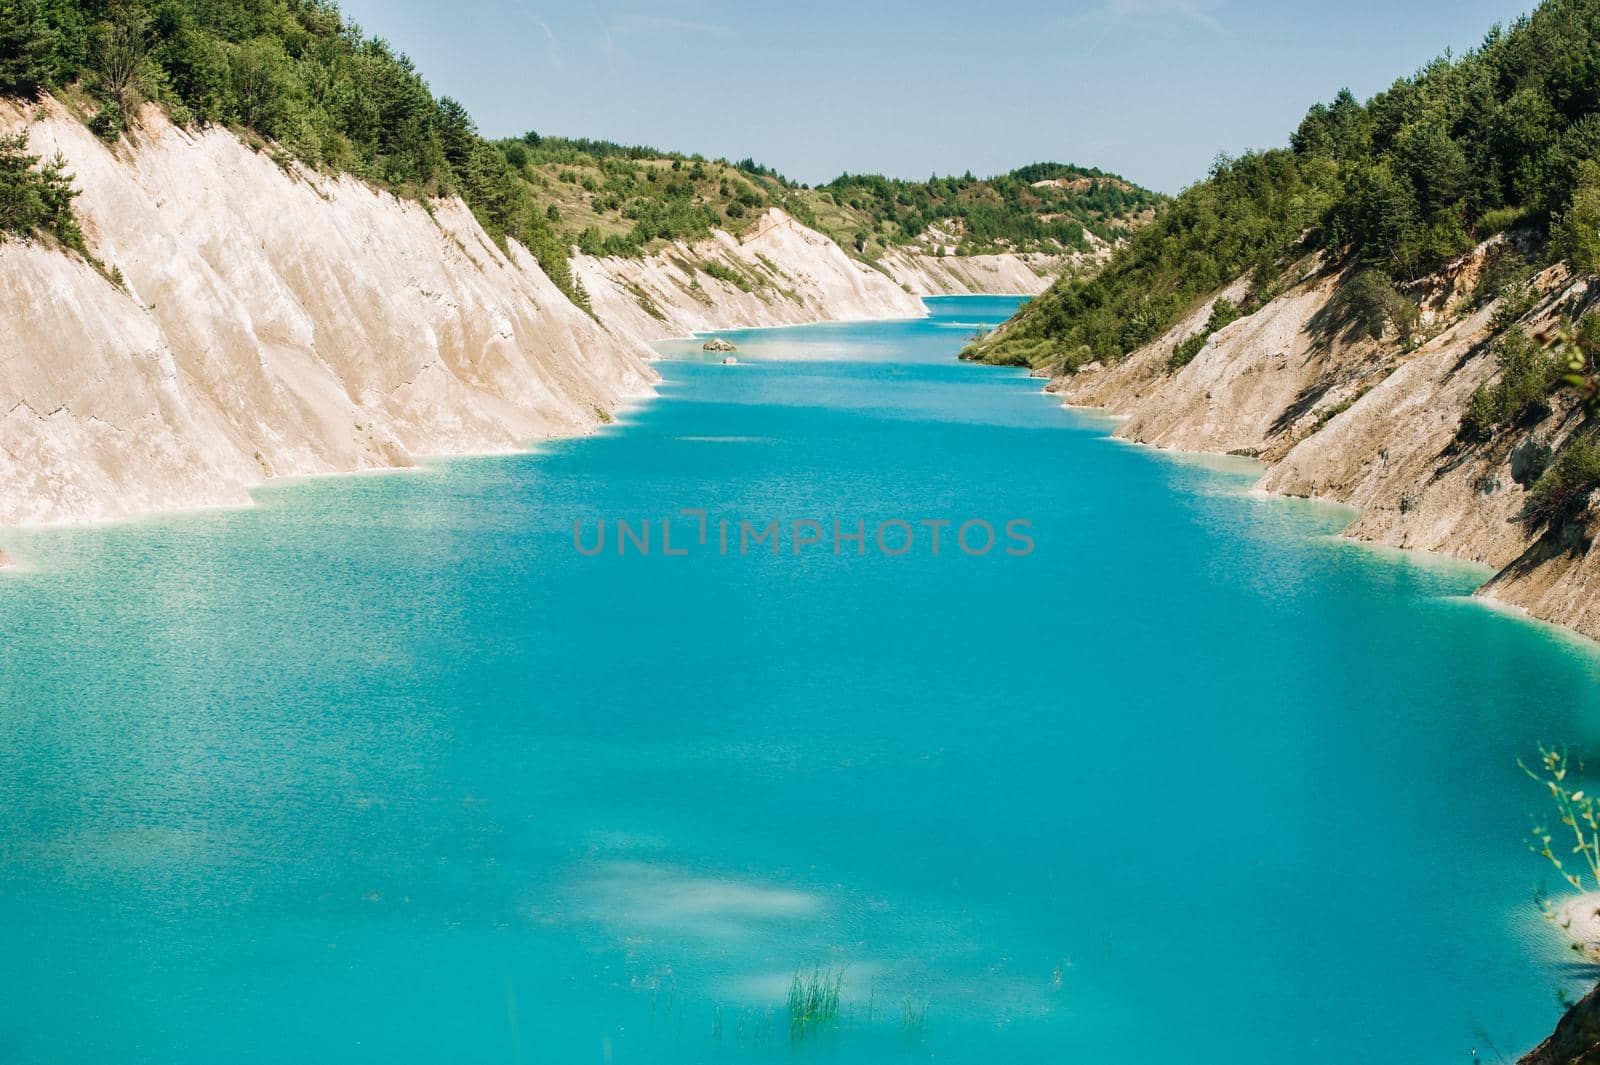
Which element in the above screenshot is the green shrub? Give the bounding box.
[1331,270,1418,342]
[1477,205,1530,234]
[1556,160,1600,277]
[0,131,84,253]
[1169,296,1242,370]
[1525,433,1600,528]
[1206,296,1242,334]
[1457,328,1563,441]
[87,106,122,141]
[702,260,754,293]
[1169,331,1207,370]
[1490,278,1540,330]
[1498,330,1561,422]
[1459,384,1500,443]
[1474,248,1534,311]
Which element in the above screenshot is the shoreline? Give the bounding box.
[0,404,658,535]
[658,307,932,344]
[0,298,1009,552]
[1051,392,1600,651]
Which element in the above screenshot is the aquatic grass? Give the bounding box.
[1523,745,1600,893]
[901,993,929,1036]
[787,965,845,1040]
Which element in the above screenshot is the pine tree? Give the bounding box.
[0,0,53,97]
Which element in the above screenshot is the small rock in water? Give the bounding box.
[721,356,738,366]
[703,338,737,352]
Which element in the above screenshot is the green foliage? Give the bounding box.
[1562,314,1600,412]
[818,163,1161,255]
[1555,159,1600,276]
[787,967,843,1040]
[1328,269,1418,342]
[0,130,84,252]
[1168,332,1207,370]
[1168,296,1241,370]
[1457,328,1564,441]
[1477,205,1530,234]
[508,135,783,257]
[981,150,1325,367]
[0,0,54,96]
[1474,244,1536,311]
[980,0,1600,367]
[701,260,753,292]
[1459,385,1502,444]
[1490,275,1541,329]
[1522,745,1600,893]
[1525,433,1600,527]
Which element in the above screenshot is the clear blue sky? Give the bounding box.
[337,0,1535,194]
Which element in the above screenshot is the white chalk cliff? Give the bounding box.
[1038,244,1600,642]
[0,98,1046,529]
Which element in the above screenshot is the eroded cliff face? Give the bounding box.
[878,249,1062,296]
[0,97,1063,530]
[0,97,660,526]
[571,208,927,341]
[1046,244,1600,641]
[877,230,1113,297]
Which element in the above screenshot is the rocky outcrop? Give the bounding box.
[1043,244,1600,642]
[702,338,737,352]
[1519,981,1600,1064]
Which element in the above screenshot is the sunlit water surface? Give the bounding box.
[3,296,1600,1064]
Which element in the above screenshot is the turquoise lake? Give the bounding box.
[5,295,1600,1063]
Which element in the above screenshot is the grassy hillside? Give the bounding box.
[971,0,1600,539]
[505,135,1160,264]
[498,137,805,259]
[817,164,1159,258]
[973,0,1600,372]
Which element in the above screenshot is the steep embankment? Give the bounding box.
[963,0,1600,651]
[572,208,925,340]
[515,144,1154,301]
[878,242,1103,297]
[0,98,957,529]
[1038,246,1600,641]
[0,97,658,527]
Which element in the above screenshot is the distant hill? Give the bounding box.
[503,136,1161,265]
